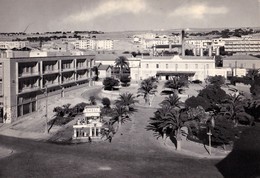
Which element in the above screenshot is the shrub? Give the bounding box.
[102,97,111,108]
[207,75,225,86]
[120,75,131,87]
[103,77,119,90]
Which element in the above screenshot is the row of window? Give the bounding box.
[145,63,210,69]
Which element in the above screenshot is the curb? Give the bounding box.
[164,138,229,159]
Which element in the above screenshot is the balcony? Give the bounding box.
[62,78,75,84]
[44,82,59,88]
[42,69,59,75]
[76,77,89,82]
[61,68,75,72]
[18,72,40,78]
[19,85,40,94]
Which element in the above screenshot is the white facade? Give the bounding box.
[70,39,114,50]
[129,55,220,81]
[96,40,113,50]
[0,41,29,49]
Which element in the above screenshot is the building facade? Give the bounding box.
[0,41,29,49]
[129,55,218,81]
[0,51,95,123]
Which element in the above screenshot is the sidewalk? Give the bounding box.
[164,137,230,159]
[0,86,102,141]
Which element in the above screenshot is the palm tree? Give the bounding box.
[164,77,188,95]
[137,77,158,105]
[160,93,184,109]
[114,93,139,110]
[220,93,253,126]
[114,56,129,78]
[111,104,128,129]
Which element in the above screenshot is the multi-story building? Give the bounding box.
[71,39,95,50]
[70,39,114,51]
[0,50,95,123]
[0,41,29,49]
[223,38,260,53]
[95,40,113,50]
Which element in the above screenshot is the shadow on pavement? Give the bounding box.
[216,123,260,177]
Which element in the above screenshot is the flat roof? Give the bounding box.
[156,71,196,76]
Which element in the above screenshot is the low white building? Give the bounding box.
[129,55,229,81]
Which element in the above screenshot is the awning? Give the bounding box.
[156,71,196,77]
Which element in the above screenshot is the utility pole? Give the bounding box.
[45,85,48,134]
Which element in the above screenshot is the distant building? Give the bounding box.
[0,41,29,49]
[223,54,260,76]
[70,39,114,51]
[223,38,260,54]
[98,64,112,79]
[0,50,95,123]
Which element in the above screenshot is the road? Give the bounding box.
[0,106,223,178]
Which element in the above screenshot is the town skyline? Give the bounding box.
[0,0,259,33]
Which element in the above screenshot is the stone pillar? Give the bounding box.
[74,129,77,138]
[193,48,197,56]
[200,48,203,56]
[216,47,220,56]
[94,127,96,137]
[208,46,212,57]
[89,127,92,137]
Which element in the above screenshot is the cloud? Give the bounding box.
[64,0,147,23]
[169,4,228,19]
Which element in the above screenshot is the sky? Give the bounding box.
[0,0,259,33]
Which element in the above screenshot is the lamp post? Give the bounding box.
[207,111,215,155]
[44,85,48,134]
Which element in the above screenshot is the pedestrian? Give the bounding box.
[88,135,92,143]
[108,131,113,143]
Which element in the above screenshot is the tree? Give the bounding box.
[164,77,188,94]
[219,94,254,126]
[120,75,131,87]
[110,105,128,129]
[102,97,111,108]
[147,106,185,150]
[198,84,228,111]
[137,77,158,105]
[115,56,129,78]
[89,96,96,105]
[207,75,225,86]
[103,77,119,91]
[185,96,210,111]
[160,93,184,109]
[210,116,237,149]
[91,66,99,81]
[115,93,139,110]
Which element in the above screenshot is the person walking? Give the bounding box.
[108,131,113,143]
[88,134,92,143]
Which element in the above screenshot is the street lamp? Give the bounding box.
[44,85,48,134]
[207,111,215,155]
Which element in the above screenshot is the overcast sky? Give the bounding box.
[0,0,259,33]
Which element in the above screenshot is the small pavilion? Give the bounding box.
[73,106,103,141]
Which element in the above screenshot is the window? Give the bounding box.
[156,64,159,68]
[175,64,178,70]
[229,63,232,67]
[206,64,209,69]
[253,63,256,69]
[195,64,198,69]
[240,63,244,68]
[166,64,168,69]
[185,64,188,69]
[146,64,149,68]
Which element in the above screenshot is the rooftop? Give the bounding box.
[223,54,260,61]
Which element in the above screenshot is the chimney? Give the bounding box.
[181,30,185,56]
